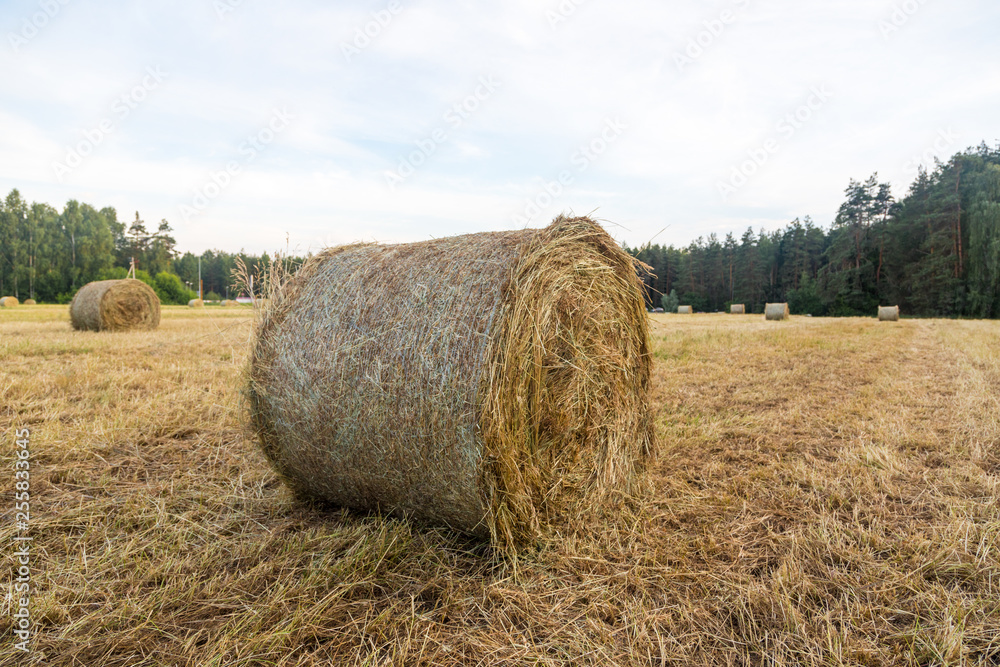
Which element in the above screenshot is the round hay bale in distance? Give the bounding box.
[878,305,900,321]
[69,280,160,331]
[0,296,19,307]
[677,305,693,314]
[221,299,241,307]
[730,304,745,314]
[247,216,652,551]
[188,299,204,308]
[765,302,790,320]
[23,298,36,305]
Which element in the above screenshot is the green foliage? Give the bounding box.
[630,143,1000,318]
[205,290,222,302]
[153,272,196,305]
[661,289,679,313]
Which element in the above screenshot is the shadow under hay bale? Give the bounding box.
[188,299,204,308]
[765,302,789,320]
[677,305,693,314]
[247,215,653,552]
[878,305,900,321]
[0,296,19,307]
[69,280,160,331]
[730,304,745,314]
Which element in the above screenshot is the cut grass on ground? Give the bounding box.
[1,308,997,665]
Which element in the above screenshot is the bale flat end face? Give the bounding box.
[70,279,161,331]
[765,302,790,320]
[878,306,900,321]
[247,216,652,553]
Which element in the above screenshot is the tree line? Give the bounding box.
[0,191,283,304]
[629,143,1000,318]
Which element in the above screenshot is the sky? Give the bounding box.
[1,0,998,255]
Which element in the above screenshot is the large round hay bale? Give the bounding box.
[765,302,789,320]
[878,305,900,321]
[188,299,204,308]
[730,304,745,314]
[0,296,19,307]
[247,215,652,550]
[23,298,36,305]
[221,299,240,307]
[69,280,160,331]
[677,305,692,314]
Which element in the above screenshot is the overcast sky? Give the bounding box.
[1,0,998,255]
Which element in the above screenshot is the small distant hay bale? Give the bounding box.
[23,298,36,305]
[878,305,900,321]
[677,305,693,314]
[69,280,160,331]
[730,304,745,314]
[188,299,204,308]
[765,302,789,320]
[0,296,19,307]
[221,299,237,307]
[247,215,652,552]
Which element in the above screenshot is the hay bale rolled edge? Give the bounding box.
[730,304,745,314]
[878,305,900,321]
[765,302,789,320]
[188,299,204,308]
[69,279,161,331]
[0,296,19,307]
[23,298,36,305]
[677,305,693,314]
[247,215,652,551]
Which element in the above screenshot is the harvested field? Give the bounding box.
[1,307,998,666]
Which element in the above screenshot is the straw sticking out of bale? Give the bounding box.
[878,305,900,321]
[188,299,204,308]
[765,302,789,321]
[69,280,160,331]
[730,304,745,314]
[677,305,693,314]
[247,215,652,552]
[23,299,36,305]
[0,296,19,307]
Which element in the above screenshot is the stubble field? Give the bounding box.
[1,306,998,666]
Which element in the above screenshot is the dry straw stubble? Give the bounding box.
[69,279,160,332]
[765,302,790,320]
[247,215,652,553]
[879,305,900,321]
